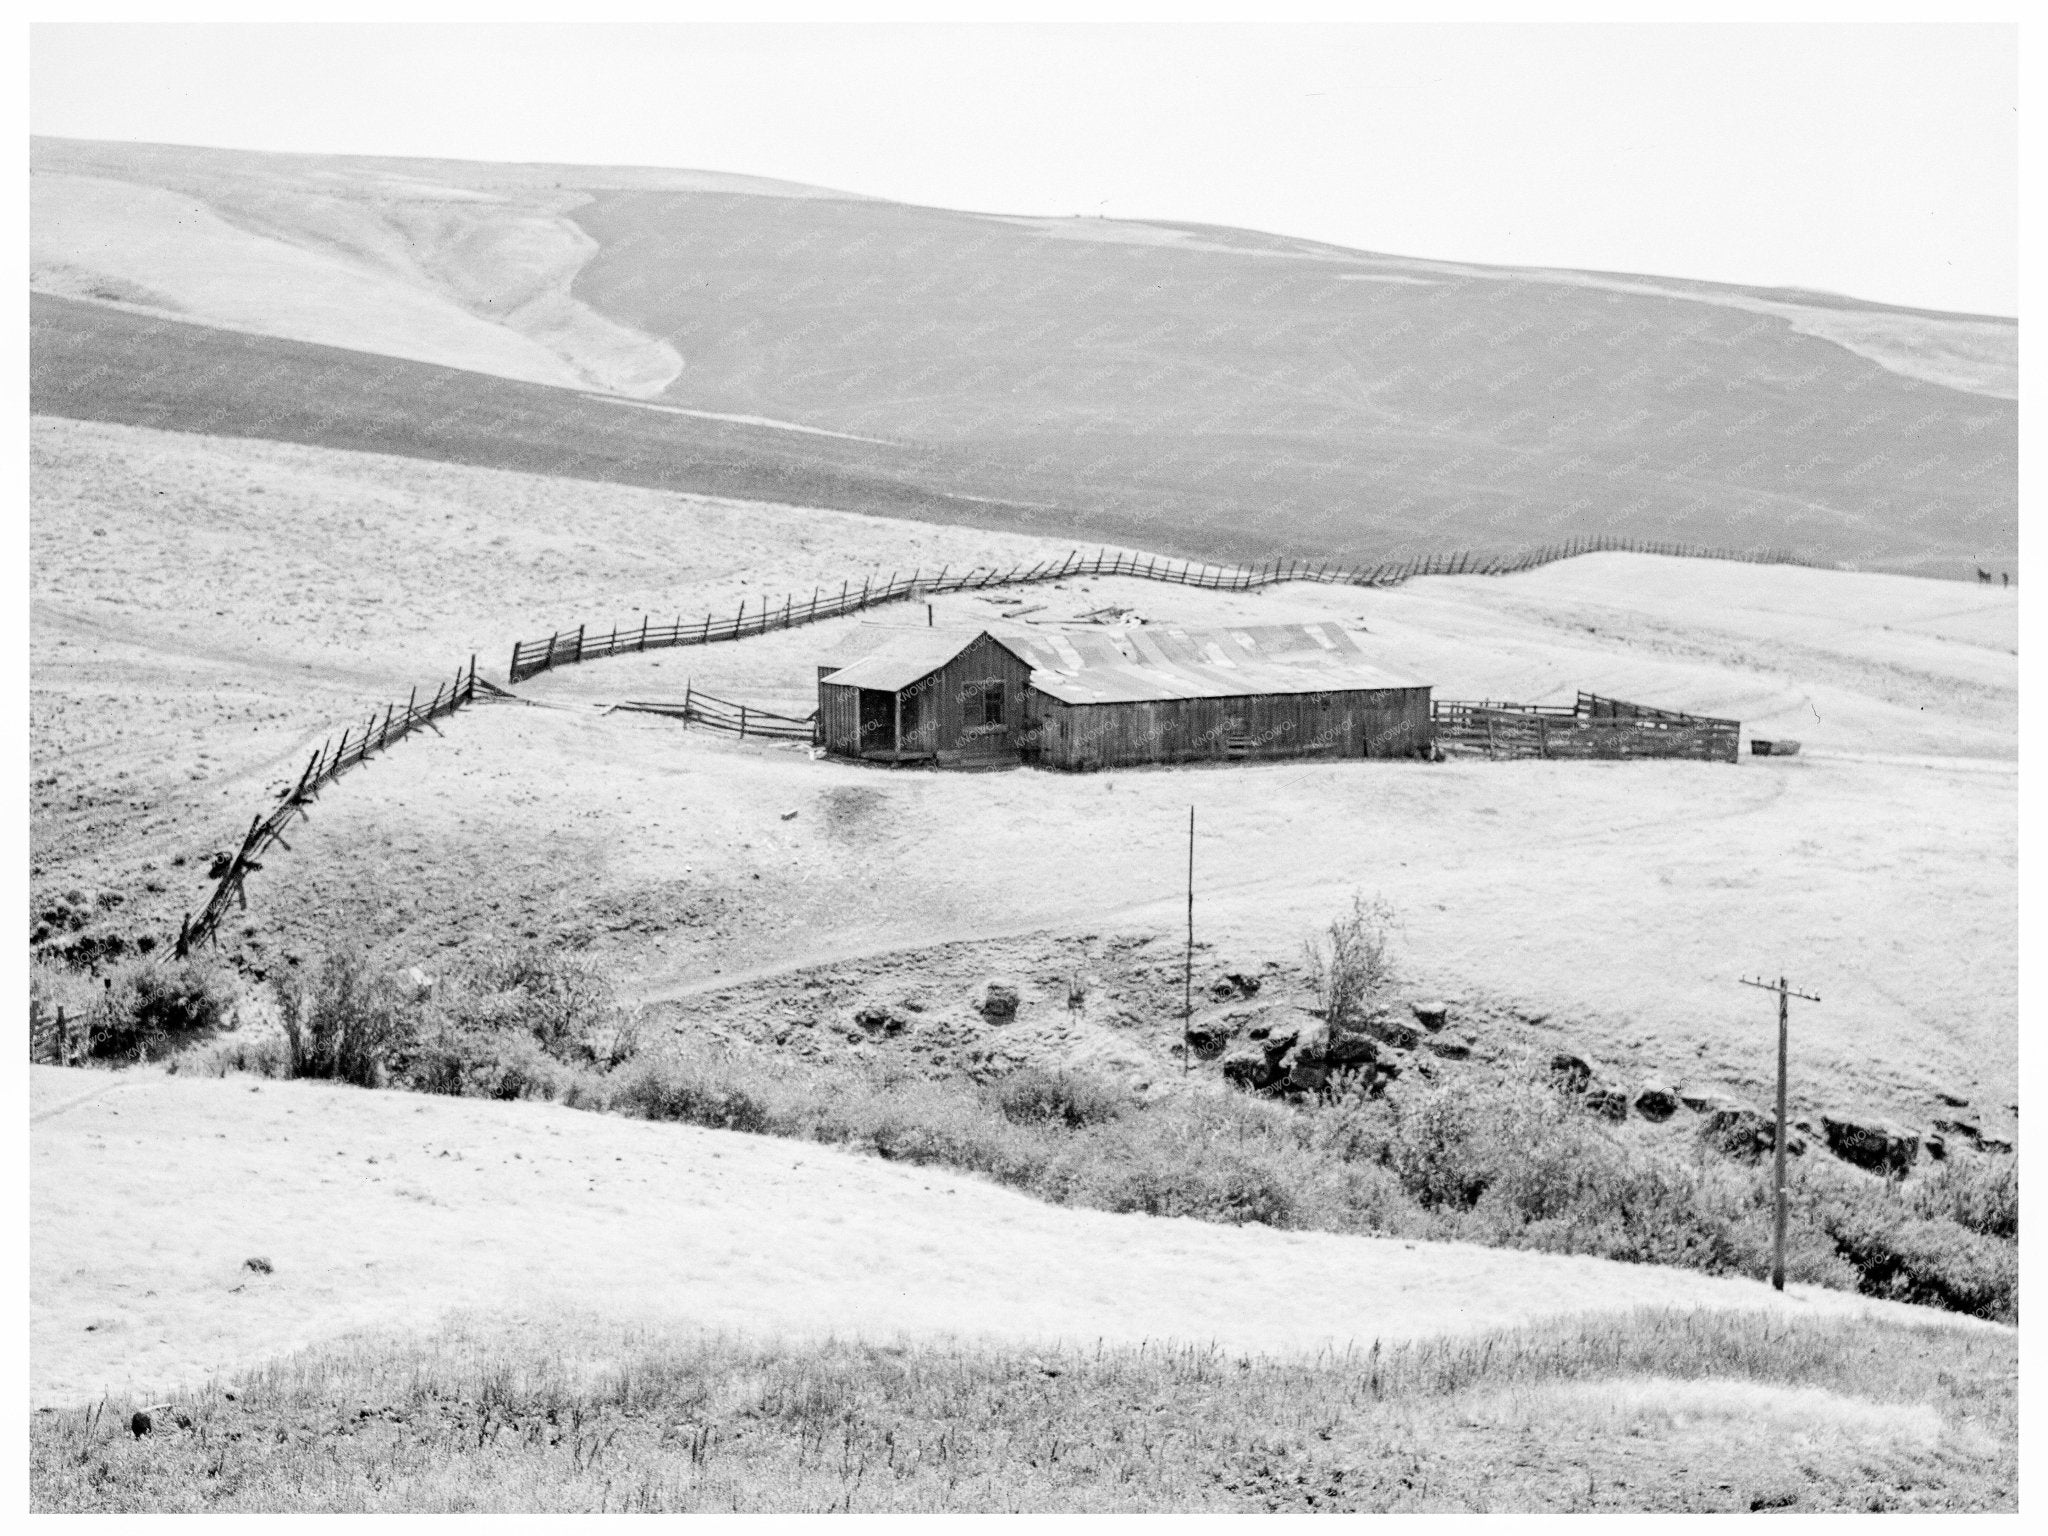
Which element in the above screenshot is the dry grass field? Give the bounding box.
[30,414,2015,1141]
[28,1065,1999,1408]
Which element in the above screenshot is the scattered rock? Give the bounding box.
[1925,1133,1948,1161]
[1220,1043,1280,1093]
[1633,1080,1680,1122]
[1365,1015,1420,1051]
[977,981,1021,1023]
[1701,1102,1775,1159]
[1934,1117,1981,1147]
[1548,1051,1593,1093]
[1584,1085,1628,1121]
[1822,1113,1920,1176]
[1979,1136,2013,1155]
[1676,1087,1720,1113]
[779,809,799,821]
[1286,1055,1330,1093]
[1183,1010,1240,1060]
[130,1411,152,1439]
[1325,1030,1379,1067]
[1424,1033,1472,1061]
[1207,972,1262,1000]
[1409,1000,1449,1031]
[1935,1090,1970,1108]
[854,1006,907,1036]
[243,1256,273,1275]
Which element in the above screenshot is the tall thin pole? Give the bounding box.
[1773,977,1790,1291]
[1183,805,1195,1073]
[1741,972,1818,1292]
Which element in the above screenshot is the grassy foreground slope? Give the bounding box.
[31,136,2016,573]
[28,1065,1997,1398]
[29,1067,2015,1511]
[34,1311,2015,1512]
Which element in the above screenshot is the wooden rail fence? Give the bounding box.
[175,657,481,956]
[507,535,1810,684]
[150,533,1781,969]
[1432,691,1740,763]
[613,684,817,742]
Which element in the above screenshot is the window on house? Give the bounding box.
[981,683,1005,727]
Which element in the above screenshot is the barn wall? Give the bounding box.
[819,636,1036,760]
[818,681,862,756]
[917,634,1038,760]
[1034,686,1431,770]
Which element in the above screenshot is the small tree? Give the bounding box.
[1302,892,1398,1031]
[277,946,411,1087]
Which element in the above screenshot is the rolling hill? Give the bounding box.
[30,136,2016,575]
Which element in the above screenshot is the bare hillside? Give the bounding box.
[29,136,2016,575]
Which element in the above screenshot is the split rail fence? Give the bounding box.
[1431,692,1740,763]
[160,532,1784,969]
[613,685,816,742]
[508,534,1808,684]
[176,657,482,956]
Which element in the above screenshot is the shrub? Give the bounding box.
[608,1053,775,1134]
[30,957,234,1062]
[276,947,413,1087]
[993,1066,1125,1129]
[173,1035,286,1078]
[1908,1156,2018,1242]
[1798,1162,2018,1322]
[398,1022,575,1102]
[1301,892,1398,1031]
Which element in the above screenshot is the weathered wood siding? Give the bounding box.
[818,677,863,756]
[818,635,1036,761]
[1432,692,1739,763]
[1033,686,1431,770]
[915,634,1038,762]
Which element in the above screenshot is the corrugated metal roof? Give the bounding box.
[818,629,1034,692]
[1006,624,1426,704]
[818,622,1423,703]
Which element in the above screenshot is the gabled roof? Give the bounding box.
[818,628,1034,692]
[1003,623,1425,705]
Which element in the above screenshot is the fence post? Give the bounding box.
[574,624,586,663]
[684,681,693,722]
[640,616,649,652]
[739,704,747,739]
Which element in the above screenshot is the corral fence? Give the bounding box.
[28,998,81,1066]
[507,534,1810,684]
[1432,692,1741,763]
[613,684,817,742]
[176,657,482,956]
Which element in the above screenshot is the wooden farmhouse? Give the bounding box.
[816,623,1431,770]
[815,629,1039,767]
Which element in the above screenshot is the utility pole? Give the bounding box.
[1738,973,1821,1290]
[1183,805,1195,1074]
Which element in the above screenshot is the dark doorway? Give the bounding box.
[859,689,895,752]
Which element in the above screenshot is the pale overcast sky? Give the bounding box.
[30,22,2018,316]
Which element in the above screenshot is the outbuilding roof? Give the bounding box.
[817,622,1423,703]
[1004,623,1425,704]
[817,629,1035,692]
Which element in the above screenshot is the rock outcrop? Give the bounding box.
[1822,1113,1920,1175]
